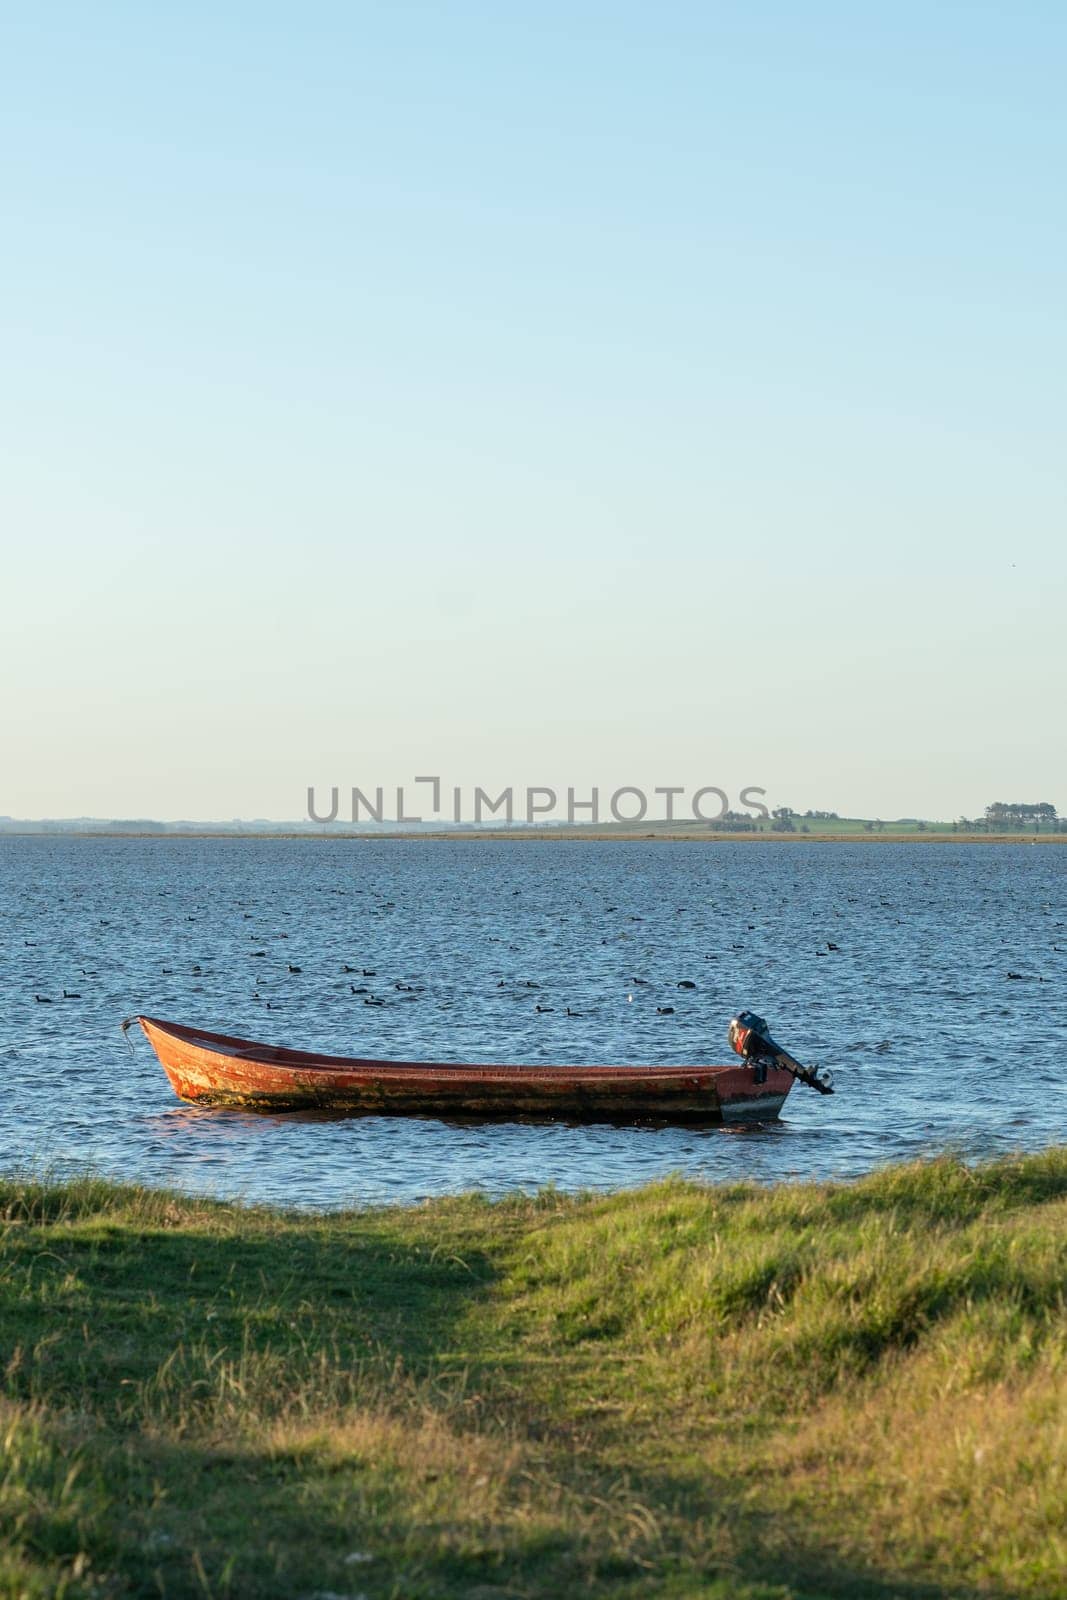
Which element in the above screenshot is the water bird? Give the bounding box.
[657,1005,675,1015]
[1006,972,1029,980]
[631,977,649,986]
[161,967,172,975]
[287,964,302,974]
[362,969,376,976]
[343,964,355,972]
[23,940,35,947]
[677,980,697,990]
[566,1006,581,1016]
[191,965,202,975]
[535,1005,555,1013]
[250,951,266,957]
[62,989,81,999]
[34,994,51,1003]
[827,942,840,951]
[364,997,385,1007]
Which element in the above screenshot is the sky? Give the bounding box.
[1,1,1064,821]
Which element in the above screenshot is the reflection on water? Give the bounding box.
[0,838,1063,1207]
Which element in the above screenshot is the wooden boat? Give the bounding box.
[126,1014,800,1123]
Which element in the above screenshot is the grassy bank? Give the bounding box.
[1,1153,1064,1599]
[405,828,1067,844]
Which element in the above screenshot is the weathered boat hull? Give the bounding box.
[133,1016,793,1124]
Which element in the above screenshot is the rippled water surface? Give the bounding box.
[1,838,1063,1206]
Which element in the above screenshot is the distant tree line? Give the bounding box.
[953,802,1064,833]
[768,806,834,833]
[724,801,1064,836]
[716,810,762,832]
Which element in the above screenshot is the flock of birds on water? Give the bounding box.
[31,958,708,1014]
[21,882,1063,1013]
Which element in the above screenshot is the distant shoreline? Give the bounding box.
[2,828,1064,844]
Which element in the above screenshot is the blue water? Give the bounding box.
[0,838,1063,1206]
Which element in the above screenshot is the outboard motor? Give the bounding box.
[728,1011,834,1094]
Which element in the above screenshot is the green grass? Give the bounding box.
[440,819,1067,841]
[1,1152,1064,1599]
[620,817,1063,839]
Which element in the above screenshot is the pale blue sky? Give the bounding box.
[2,2,1064,819]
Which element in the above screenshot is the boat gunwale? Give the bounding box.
[136,1015,782,1087]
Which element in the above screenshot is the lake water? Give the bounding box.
[1,838,1063,1207]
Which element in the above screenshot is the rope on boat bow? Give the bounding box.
[120,1016,140,1055]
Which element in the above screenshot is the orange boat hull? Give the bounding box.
[133,1016,794,1123]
